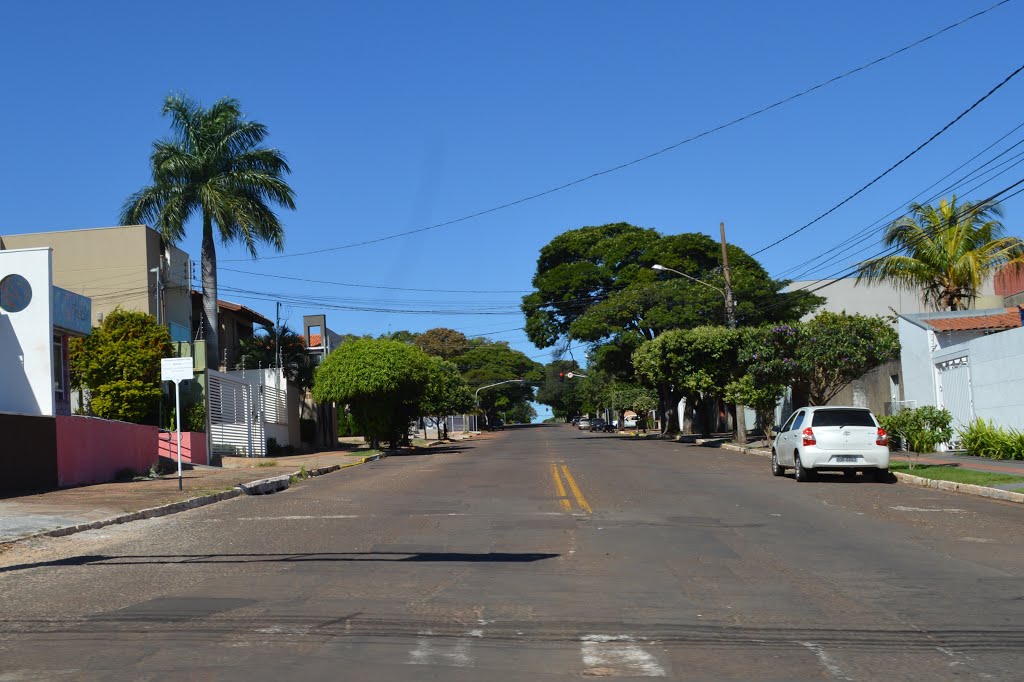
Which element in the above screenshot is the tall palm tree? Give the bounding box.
[856,196,1024,311]
[120,94,295,366]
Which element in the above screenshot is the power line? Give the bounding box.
[750,61,1024,257]
[220,266,531,294]
[222,1,1013,263]
[775,120,1024,281]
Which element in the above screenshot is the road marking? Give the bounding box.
[581,634,665,677]
[234,515,361,521]
[797,641,851,681]
[891,506,967,513]
[561,465,592,514]
[551,463,572,512]
[408,630,473,667]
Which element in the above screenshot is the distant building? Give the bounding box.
[302,314,343,364]
[190,291,272,370]
[0,225,192,341]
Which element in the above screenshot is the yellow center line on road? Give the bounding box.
[560,464,592,514]
[550,463,572,512]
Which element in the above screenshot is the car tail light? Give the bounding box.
[802,427,816,446]
[876,427,888,446]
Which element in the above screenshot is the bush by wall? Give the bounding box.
[958,418,1024,460]
[878,406,953,453]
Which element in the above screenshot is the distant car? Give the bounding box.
[771,406,889,482]
[490,419,504,431]
[577,418,591,430]
[602,420,617,432]
[589,418,606,432]
[623,416,637,428]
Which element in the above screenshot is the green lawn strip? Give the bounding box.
[890,462,1024,486]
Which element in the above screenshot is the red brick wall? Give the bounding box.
[995,265,1024,296]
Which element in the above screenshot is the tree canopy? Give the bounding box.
[313,338,431,447]
[236,323,315,391]
[120,94,295,367]
[855,196,1024,311]
[70,309,172,423]
[522,223,823,432]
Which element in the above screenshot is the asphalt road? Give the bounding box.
[1,424,1022,680]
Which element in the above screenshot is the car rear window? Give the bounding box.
[811,409,875,427]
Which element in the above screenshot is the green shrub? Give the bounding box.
[959,418,1024,460]
[187,401,206,432]
[878,406,953,453]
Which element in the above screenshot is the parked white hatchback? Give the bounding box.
[771,406,890,482]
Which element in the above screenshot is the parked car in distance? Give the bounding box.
[771,406,889,482]
[589,418,606,432]
[577,418,591,430]
[623,416,638,428]
[603,420,617,432]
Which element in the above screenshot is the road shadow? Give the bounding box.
[0,551,560,573]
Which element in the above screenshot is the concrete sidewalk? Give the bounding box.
[0,449,379,544]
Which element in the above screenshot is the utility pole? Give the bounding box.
[720,222,747,444]
[275,301,282,390]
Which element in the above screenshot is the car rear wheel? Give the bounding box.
[794,453,814,482]
[873,468,890,483]
[771,449,784,477]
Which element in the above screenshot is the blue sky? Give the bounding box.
[3,0,1023,408]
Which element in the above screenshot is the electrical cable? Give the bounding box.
[221,1,1014,263]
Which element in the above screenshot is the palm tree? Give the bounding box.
[120,94,295,366]
[856,196,1024,311]
[236,323,316,392]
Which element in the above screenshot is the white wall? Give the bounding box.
[953,327,1024,430]
[0,248,55,415]
[897,318,937,409]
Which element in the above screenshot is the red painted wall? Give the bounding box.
[157,431,208,466]
[995,265,1024,296]
[55,415,159,487]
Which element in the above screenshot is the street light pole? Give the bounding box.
[474,379,525,429]
[653,228,748,444]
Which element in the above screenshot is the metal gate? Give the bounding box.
[208,369,265,457]
[936,356,973,450]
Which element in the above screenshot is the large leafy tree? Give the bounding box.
[534,359,584,420]
[313,338,431,448]
[451,340,544,427]
[419,357,475,439]
[856,196,1024,310]
[70,309,172,423]
[633,326,742,435]
[414,328,470,359]
[740,312,901,408]
[120,94,295,367]
[523,223,821,432]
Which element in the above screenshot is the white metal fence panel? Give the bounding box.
[208,370,265,457]
[261,383,287,425]
[937,357,973,450]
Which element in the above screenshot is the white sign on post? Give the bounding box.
[161,357,193,490]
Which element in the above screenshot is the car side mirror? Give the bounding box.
[771,425,781,435]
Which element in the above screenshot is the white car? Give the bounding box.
[771,406,890,482]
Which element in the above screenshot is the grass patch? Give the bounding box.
[890,462,1024,486]
[256,460,279,468]
[346,449,381,457]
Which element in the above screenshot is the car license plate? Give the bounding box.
[835,455,859,462]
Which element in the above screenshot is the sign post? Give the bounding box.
[161,357,193,491]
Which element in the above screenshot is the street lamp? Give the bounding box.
[651,261,746,444]
[474,379,525,430]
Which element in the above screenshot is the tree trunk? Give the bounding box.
[201,214,221,369]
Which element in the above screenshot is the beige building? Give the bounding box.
[0,225,192,341]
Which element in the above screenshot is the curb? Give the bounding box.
[700,441,1024,504]
[5,453,390,546]
[892,471,1024,504]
